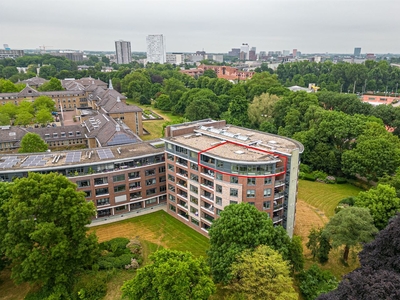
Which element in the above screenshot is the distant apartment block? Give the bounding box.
[166,53,184,65]
[228,48,240,58]
[181,65,255,81]
[0,49,24,59]
[240,43,250,60]
[354,47,361,57]
[212,55,224,63]
[249,47,257,61]
[146,35,166,64]
[115,40,132,65]
[53,51,85,62]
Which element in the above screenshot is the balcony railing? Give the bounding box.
[274,180,285,187]
[273,204,284,211]
[274,192,284,200]
[201,194,214,202]
[273,216,283,223]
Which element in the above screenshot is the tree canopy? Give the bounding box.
[121,249,215,300]
[18,132,48,153]
[228,245,297,300]
[323,207,378,262]
[0,173,99,296]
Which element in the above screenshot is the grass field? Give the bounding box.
[125,100,183,141]
[295,179,364,279]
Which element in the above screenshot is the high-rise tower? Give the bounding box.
[115,40,132,65]
[146,34,166,64]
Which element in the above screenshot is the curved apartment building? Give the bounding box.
[0,120,303,237]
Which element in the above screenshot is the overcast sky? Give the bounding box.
[1,0,399,54]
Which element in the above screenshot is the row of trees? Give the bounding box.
[277,60,400,94]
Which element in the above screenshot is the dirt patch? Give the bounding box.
[294,199,329,255]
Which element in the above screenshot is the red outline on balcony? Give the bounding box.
[197,140,287,178]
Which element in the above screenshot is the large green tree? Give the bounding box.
[121,249,215,300]
[298,264,338,300]
[37,77,63,91]
[18,133,48,153]
[323,207,378,262]
[247,93,279,128]
[33,95,56,112]
[1,173,99,297]
[228,245,297,300]
[185,98,219,121]
[207,203,293,283]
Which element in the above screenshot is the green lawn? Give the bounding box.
[298,180,362,217]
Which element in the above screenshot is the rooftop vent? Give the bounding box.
[235,150,245,154]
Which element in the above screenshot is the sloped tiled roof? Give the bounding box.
[18,85,41,97]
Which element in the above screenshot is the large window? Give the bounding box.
[168,164,175,172]
[95,188,109,196]
[190,185,198,194]
[230,188,238,197]
[168,174,175,182]
[230,176,238,184]
[264,188,272,197]
[114,185,126,193]
[128,171,140,179]
[190,173,198,182]
[76,179,90,187]
[246,189,255,198]
[216,196,222,206]
[168,194,176,202]
[113,174,125,182]
[145,169,156,176]
[146,178,157,186]
[96,198,109,206]
[175,146,188,154]
[247,177,256,185]
[168,184,175,192]
[94,177,108,185]
[216,184,222,193]
[146,188,156,196]
[264,177,272,185]
[190,195,198,205]
[190,162,198,171]
[263,201,270,210]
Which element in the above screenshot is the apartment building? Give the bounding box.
[146,34,166,64]
[115,40,132,65]
[0,120,303,237]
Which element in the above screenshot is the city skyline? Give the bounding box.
[1,0,400,54]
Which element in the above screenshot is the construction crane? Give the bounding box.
[310,84,320,93]
[39,45,53,54]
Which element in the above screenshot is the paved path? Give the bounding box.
[88,203,167,227]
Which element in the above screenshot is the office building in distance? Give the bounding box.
[115,40,132,64]
[146,34,166,64]
[354,47,361,57]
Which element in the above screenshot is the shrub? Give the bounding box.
[72,271,108,300]
[312,170,328,181]
[300,164,312,174]
[302,173,317,181]
[335,177,348,184]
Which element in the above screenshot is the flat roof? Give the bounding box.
[0,140,165,172]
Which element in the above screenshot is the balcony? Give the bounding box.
[201,192,214,202]
[202,212,215,224]
[273,204,284,211]
[176,158,188,168]
[177,191,188,199]
[274,192,284,200]
[274,180,285,187]
[202,203,214,214]
[202,168,214,178]
[275,167,284,173]
[273,216,283,223]
[178,201,188,210]
[201,179,214,190]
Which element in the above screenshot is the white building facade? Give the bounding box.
[146,34,166,64]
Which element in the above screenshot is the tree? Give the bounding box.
[14,111,34,126]
[203,69,217,78]
[18,133,48,153]
[228,245,297,300]
[298,264,338,300]
[33,95,55,112]
[121,249,215,300]
[1,173,99,296]
[323,207,378,262]
[0,182,12,273]
[185,98,219,121]
[37,77,63,91]
[0,102,18,119]
[223,96,250,126]
[0,79,19,92]
[2,66,18,79]
[39,65,57,79]
[355,184,400,230]
[154,94,172,111]
[317,267,400,300]
[0,112,10,125]
[207,203,293,283]
[247,93,279,128]
[306,228,331,264]
[289,235,304,272]
[36,108,53,125]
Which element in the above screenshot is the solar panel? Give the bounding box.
[20,155,47,167]
[65,152,81,163]
[97,149,114,159]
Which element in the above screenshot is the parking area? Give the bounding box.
[61,110,78,126]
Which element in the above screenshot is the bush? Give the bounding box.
[297,264,338,300]
[72,271,108,300]
[302,173,317,181]
[300,164,312,174]
[339,196,356,206]
[312,170,328,181]
[335,177,348,184]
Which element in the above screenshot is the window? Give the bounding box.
[216,160,223,168]
[168,184,175,192]
[175,145,187,154]
[190,195,198,205]
[146,178,156,186]
[145,169,156,176]
[167,143,173,150]
[168,194,176,202]
[167,153,174,161]
[69,131,73,137]
[216,196,222,206]
[146,188,156,196]
[116,206,126,212]
[95,188,109,196]
[216,208,222,216]
[248,202,255,206]
[61,132,66,138]
[129,182,141,189]
[247,178,256,185]
[128,171,140,179]
[264,188,272,197]
[190,162,198,171]
[168,164,174,172]
[169,204,176,212]
[216,184,222,193]
[168,174,175,182]
[53,133,58,138]
[94,177,108,185]
[113,174,125,182]
[96,198,109,206]
[247,189,255,198]
[159,176,166,182]
[146,197,157,205]
[130,191,141,199]
[191,217,199,226]
[230,200,238,205]
[190,185,198,194]
[263,201,270,210]
[76,180,90,187]
[264,177,272,185]
[230,188,238,197]
[190,173,198,182]
[216,172,223,180]
[190,151,197,159]
[159,166,165,173]
[84,191,91,198]
[114,185,126,193]
[230,176,238,184]
[190,206,199,215]
[160,185,167,192]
